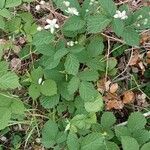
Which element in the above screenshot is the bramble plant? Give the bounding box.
[0,0,150,149]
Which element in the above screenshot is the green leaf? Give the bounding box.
[11,99,25,115]
[99,0,117,16]
[87,36,104,57]
[40,95,60,109]
[5,0,21,8]
[84,94,103,112]
[122,27,140,46]
[36,44,55,56]
[0,72,20,90]
[64,54,79,75]
[101,112,116,129]
[0,16,5,30]
[108,58,117,71]
[67,132,80,150]
[32,31,54,46]
[87,15,111,33]
[121,136,139,150]
[0,108,11,130]
[141,142,150,150]
[81,133,104,150]
[115,126,131,140]
[28,84,40,100]
[63,16,85,32]
[105,141,120,150]
[42,120,59,148]
[79,81,98,101]
[31,67,43,84]
[0,0,5,9]
[0,9,12,19]
[112,19,124,36]
[127,112,147,133]
[54,48,69,60]
[79,70,99,82]
[132,129,150,145]
[40,79,57,96]
[68,76,80,95]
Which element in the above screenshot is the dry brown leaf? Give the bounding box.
[106,100,124,110]
[10,58,21,70]
[122,91,135,104]
[105,80,111,92]
[147,51,150,58]
[146,58,150,64]
[109,83,118,93]
[129,50,140,66]
[97,78,106,93]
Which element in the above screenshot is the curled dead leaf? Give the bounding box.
[129,50,140,66]
[122,91,135,104]
[106,100,124,110]
[109,83,118,93]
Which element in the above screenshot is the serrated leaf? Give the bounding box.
[132,129,150,145]
[5,0,22,8]
[141,142,150,150]
[64,54,79,75]
[99,0,117,16]
[122,27,140,46]
[36,44,55,56]
[121,136,139,150]
[63,16,85,32]
[42,120,59,148]
[0,0,5,9]
[115,126,131,140]
[127,112,147,133]
[0,16,5,30]
[11,99,25,115]
[108,57,117,71]
[68,76,80,95]
[0,72,20,90]
[105,141,120,150]
[84,94,103,112]
[81,133,104,150]
[87,15,111,33]
[40,95,60,109]
[0,108,11,130]
[40,79,57,96]
[54,48,69,60]
[101,112,116,128]
[32,31,54,46]
[67,132,80,150]
[79,70,99,81]
[28,84,40,100]
[87,36,104,57]
[79,81,98,101]
[112,19,124,36]
[0,9,12,19]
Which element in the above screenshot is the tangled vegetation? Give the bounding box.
[0,0,150,149]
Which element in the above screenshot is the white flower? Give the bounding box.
[37,26,43,31]
[67,41,74,46]
[63,1,70,7]
[38,78,43,84]
[136,23,140,27]
[74,41,78,44]
[65,7,79,16]
[143,18,148,25]
[44,19,59,34]
[86,9,89,12]
[40,0,45,5]
[114,10,128,20]
[35,5,41,11]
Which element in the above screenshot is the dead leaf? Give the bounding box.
[97,78,106,93]
[10,58,21,70]
[106,100,124,110]
[122,91,135,104]
[105,80,111,92]
[109,83,118,93]
[147,51,150,58]
[129,50,140,66]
